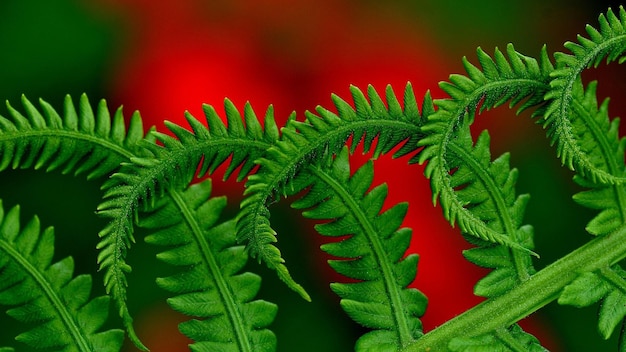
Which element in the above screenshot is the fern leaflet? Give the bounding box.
[568,80,626,236]
[446,120,536,298]
[236,83,428,300]
[0,94,149,178]
[543,6,626,184]
[0,201,124,351]
[556,68,626,347]
[291,147,426,351]
[0,93,153,348]
[448,325,547,352]
[559,265,626,342]
[139,179,277,352]
[417,44,553,254]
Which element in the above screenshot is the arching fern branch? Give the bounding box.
[0,201,124,351]
[139,179,277,352]
[236,83,428,299]
[417,44,553,254]
[544,6,626,184]
[96,100,282,346]
[0,93,149,177]
[0,93,153,348]
[291,147,426,351]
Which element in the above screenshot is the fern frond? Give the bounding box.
[568,80,626,236]
[441,120,537,297]
[417,44,552,253]
[0,201,124,351]
[0,93,149,179]
[543,6,626,184]
[96,99,280,348]
[292,147,426,351]
[148,99,282,186]
[448,324,547,352]
[237,83,429,299]
[140,179,277,352]
[559,265,626,341]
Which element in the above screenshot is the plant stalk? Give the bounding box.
[406,224,626,351]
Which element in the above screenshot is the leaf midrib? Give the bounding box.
[0,128,136,162]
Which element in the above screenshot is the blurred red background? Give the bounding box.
[0,1,624,351]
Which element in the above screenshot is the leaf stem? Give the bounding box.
[406,223,626,351]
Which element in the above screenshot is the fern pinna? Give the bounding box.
[2,5,626,352]
[236,83,426,300]
[0,201,123,351]
[139,179,277,352]
[291,146,426,350]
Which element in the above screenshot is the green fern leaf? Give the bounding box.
[140,179,277,352]
[417,44,552,253]
[448,325,547,352]
[152,99,282,184]
[0,94,149,179]
[96,99,279,347]
[439,119,537,297]
[236,83,428,300]
[543,6,626,184]
[559,265,626,340]
[548,27,626,344]
[567,80,626,236]
[463,228,535,299]
[291,147,426,351]
[0,201,124,351]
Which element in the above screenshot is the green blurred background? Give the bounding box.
[0,0,624,351]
